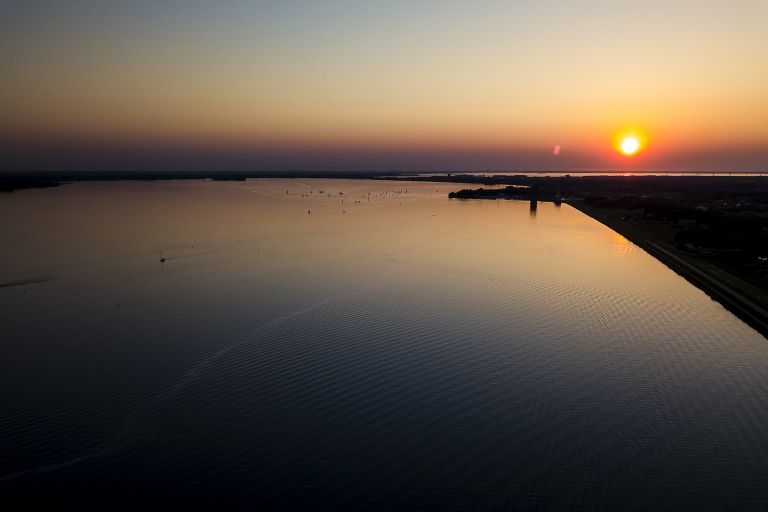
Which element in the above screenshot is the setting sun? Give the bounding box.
[620,136,641,155]
[613,128,647,157]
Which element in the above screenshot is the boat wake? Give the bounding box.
[0,273,392,484]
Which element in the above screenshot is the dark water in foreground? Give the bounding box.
[1,179,767,510]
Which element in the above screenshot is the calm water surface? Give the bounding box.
[1,179,767,509]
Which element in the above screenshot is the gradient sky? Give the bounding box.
[2,0,767,172]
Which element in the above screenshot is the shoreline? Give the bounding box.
[568,200,768,340]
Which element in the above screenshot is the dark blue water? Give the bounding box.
[2,180,767,509]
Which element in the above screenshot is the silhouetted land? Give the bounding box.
[0,178,61,193]
[0,171,391,192]
[431,174,768,338]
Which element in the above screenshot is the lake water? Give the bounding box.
[2,179,767,509]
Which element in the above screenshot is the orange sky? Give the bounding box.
[2,1,767,172]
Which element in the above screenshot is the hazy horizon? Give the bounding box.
[2,0,767,172]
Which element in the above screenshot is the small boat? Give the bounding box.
[160,249,166,263]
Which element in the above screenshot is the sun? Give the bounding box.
[620,136,640,155]
[613,129,647,157]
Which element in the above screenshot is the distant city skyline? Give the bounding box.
[2,0,767,172]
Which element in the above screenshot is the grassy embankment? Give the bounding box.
[569,201,768,340]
